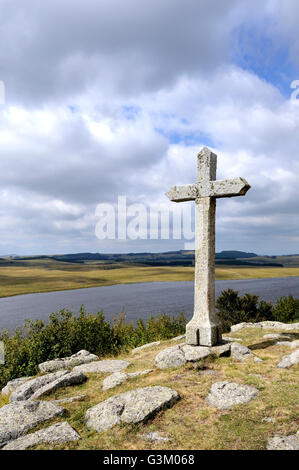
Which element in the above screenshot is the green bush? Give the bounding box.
[273,295,299,323]
[0,307,186,389]
[216,289,274,332]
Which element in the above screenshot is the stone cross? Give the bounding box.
[166,147,250,346]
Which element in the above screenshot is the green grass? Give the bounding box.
[1,258,299,298]
[3,327,297,450]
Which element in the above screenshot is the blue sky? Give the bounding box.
[0,0,299,256]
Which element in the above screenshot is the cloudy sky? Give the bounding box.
[0,0,299,255]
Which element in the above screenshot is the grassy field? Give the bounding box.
[2,327,297,450]
[1,258,299,298]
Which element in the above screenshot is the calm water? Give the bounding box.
[0,277,299,331]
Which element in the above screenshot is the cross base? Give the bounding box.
[186,320,222,347]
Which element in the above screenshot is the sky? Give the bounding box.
[0,0,299,256]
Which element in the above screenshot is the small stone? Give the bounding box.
[254,357,263,363]
[263,333,292,340]
[1,377,33,396]
[198,369,219,376]
[127,369,153,378]
[222,336,243,342]
[206,381,259,410]
[230,342,254,362]
[73,359,130,374]
[38,350,99,373]
[85,386,179,433]
[262,417,276,423]
[267,432,299,450]
[139,431,171,442]
[2,422,80,450]
[154,346,186,370]
[0,401,64,447]
[132,342,161,354]
[276,340,299,349]
[277,349,299,368]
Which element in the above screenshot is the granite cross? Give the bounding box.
[166,147,251,346]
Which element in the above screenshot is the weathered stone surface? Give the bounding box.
[1,377,33,396]
[132,342,161,354]
[276,340,299,348]
[139,431,171,442]
[267,432,299,450]
[254,357,263,363]
[10,370,69,402]
[180,344,211,362]
[231,321,299,332]
[85,386,179,433]
[206,381,258,410]
[102,372,128,391]
[0,401,64,447]
[52,395,86,404]
[209,343,231,357]
[230,342,254,362]
[155,342,231,369]
[9,370,86,402]
[222,336,243,342]
[127,369,153,378]
[171,335,185,341]
[263,333,292,340]
[277,349,299,368]
[73,359,130,374]
[2,422,80,450]
[154,346,186,370]
[38,349,98,373]
[30,371,87,400]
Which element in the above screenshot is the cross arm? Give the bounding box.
[198,177,251,198]
[165,184,197,202]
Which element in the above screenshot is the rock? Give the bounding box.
[127,369,153,378]
[139,431,171,442]
[277,349,299,368]
[262,417,276,423]
[132,342,161,354]
[1,377,33,396]
[38,350,99,373]
[276,340,299,349]
[154,346,186,369]
[154,342,231,369]
[206,381,259,410]
[267,432,299,450]
[171,335,185,341]
[209,343,231,357]
[73,359,130,374]
[180,344,211,362]
[85,386,179,433]
[0,401,64,447]
[2,422,80,450]
[9,370,86,402]
[263,333,292,340]
[254,357,263,363]
[230,342,254,362]
[102,369,153,391]
[222,336,243,342]
[52,395,86,404]
[231,321,299,332]
[198,369,219,376]
[102,372,128,391]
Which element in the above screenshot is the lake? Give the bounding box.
[0,277,299,331]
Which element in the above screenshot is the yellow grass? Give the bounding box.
[0,261,299,298]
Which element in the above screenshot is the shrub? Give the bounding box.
[273,295,299,323]
[216,289,274,332]
[0,307,186,389]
